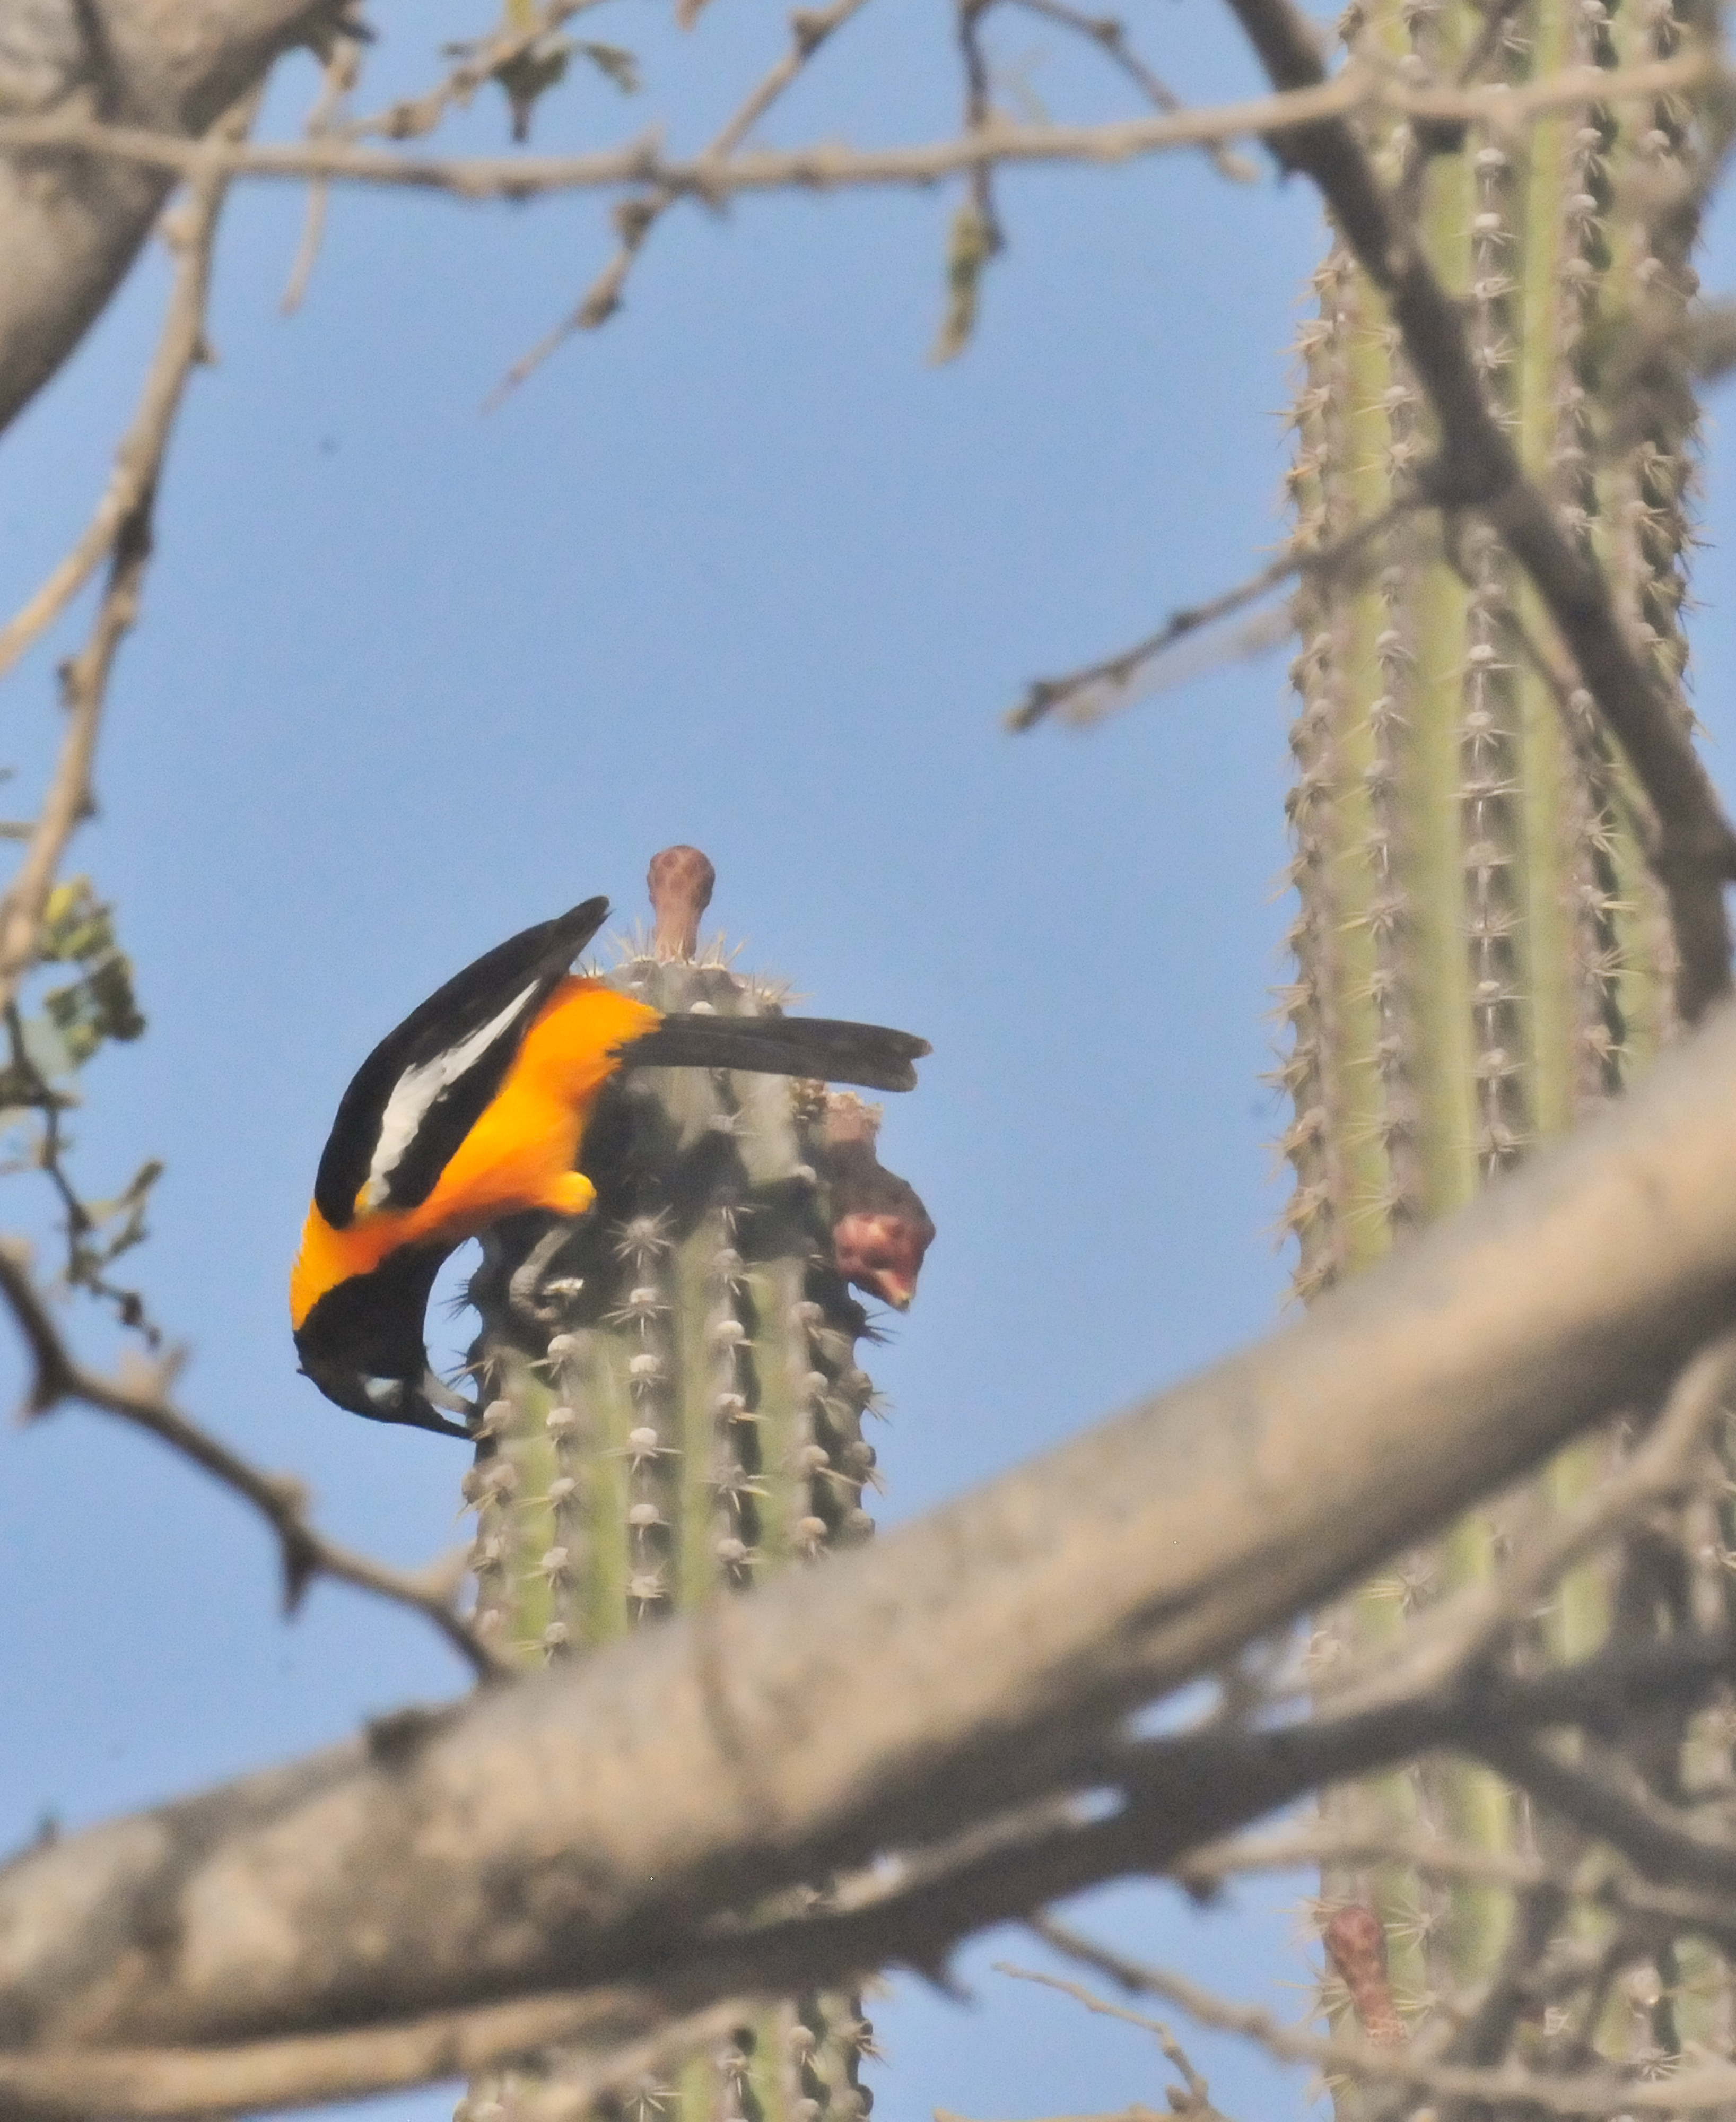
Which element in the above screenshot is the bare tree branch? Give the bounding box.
[0,1243,508,1679]
[1007,500,1413,730]
[1476,1730,1736,1899]
[1309,1334,1736,1720]
[1018,1919,1736,2117]
[0,89,248,686]
[0,51,1713,203]
[1004,0,1258,183]
[0,519,150,1025]
[489,0,872,405]
[0,1989,761,2122]
[0,1613,1729,2116]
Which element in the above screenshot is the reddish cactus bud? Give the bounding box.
[648,844,717,962]
[833,1208,930,1311]
[821,1092,935,1310]
[1322,1904,1406,2046]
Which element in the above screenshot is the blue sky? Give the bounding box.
[6,4,1736,2118]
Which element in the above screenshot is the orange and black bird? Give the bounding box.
[290,897,929,1438]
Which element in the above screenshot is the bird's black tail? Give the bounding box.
[615,1014,930,1093]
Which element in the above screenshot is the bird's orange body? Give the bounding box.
[290,978,657,1331]
[291,893,927,1437]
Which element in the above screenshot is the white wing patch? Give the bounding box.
[360,982,538,1211]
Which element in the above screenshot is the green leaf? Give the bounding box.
[577,42,640,94]
[929,202,996,367]
[30,876,145,1074]
[494,38,571,143]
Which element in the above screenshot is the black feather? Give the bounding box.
[613,1013,930,1093]
[313,897,610,1228]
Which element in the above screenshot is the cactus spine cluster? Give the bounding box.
[1279,0,1711,2060]
[456,850,929,2122]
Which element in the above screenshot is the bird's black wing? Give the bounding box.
[614,1013,930,1093]
[313,897,611,1228]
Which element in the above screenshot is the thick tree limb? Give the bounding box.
[0,0,337,436]
[0,1593,1731,2112]
[1218,0,1736,1022]
[0,1989,764,2121]
[5,998,1736,2088]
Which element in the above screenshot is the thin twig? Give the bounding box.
[280,38,363,316]
[1177,1821,1552,1890]
[1310,1335,1736,1719]
[345,0,617,143]
[3,1001,163,1342]
[1016,1920,1736,2116]
[1476,1729,1736,1899]
[1009,499,1411,730]
[0,103,247,686]
[0,495,152,1023]
[487,0,871,403]
[0,1245,508,1680]
[0,98,257,1026]
[0,51,1714,199]
[958,0,1006,254]
[1004,0,1258,181]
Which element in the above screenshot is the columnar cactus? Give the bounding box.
[457,848,931,2122]
[1279,0,1709,2059]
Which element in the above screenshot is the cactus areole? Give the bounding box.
[1283,0,1707,2065]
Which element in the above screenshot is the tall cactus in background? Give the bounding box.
[456,848,934,2122]
[1278,0,1710,2060]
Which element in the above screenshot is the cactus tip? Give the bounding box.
[648,844,717,962]
[823,1091,884,1147]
